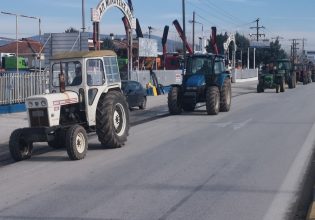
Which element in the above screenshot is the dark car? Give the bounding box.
[121,80,147,110]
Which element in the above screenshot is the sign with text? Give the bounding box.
[138,38,158,58]
[94,0,133,27]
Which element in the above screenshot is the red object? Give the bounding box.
[173,20,193,54]
[211,27,219,55]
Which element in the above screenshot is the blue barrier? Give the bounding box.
[0,103,26,114]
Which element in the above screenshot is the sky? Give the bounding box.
[1,0,315,52]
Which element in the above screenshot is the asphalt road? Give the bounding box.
[1,82,315,220]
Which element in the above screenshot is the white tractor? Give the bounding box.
[9,50,129,161]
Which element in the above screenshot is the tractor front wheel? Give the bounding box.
[220,78,232,112]
[9,129,33,162]
[206,86,220,115]
[66,125,88,160]
[168,86,182,115]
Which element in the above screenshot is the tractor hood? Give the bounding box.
[26,91,79,109]
[185,74,205,87]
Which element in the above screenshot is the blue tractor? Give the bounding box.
[168,54,231,115]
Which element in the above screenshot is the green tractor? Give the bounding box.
[168,54,231,115]
[275,59,296,89]
[257,65,285,93]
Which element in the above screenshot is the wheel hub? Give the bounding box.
[113,103,126,136]
[76,132,85,154]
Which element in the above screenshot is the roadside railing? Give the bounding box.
[0,71,49,105]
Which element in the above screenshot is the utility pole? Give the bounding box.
[250,18,265,41]
[271,36,284,42]
[302,38,307,55]
[290,38,306,63]
[249,18,265,69]
[192,11,195,54]
[148,26,153,39]
[182,0,187,70]
[189,11,203,54]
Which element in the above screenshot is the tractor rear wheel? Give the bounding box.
[9,129,33,161]
[288,77,293,89]
[168,86,182,115]
[66,125,88,160]
[206,86,220,115]
[96,91,129,149]
[220,78,231,112]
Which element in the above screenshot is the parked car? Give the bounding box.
[121,80,147,110]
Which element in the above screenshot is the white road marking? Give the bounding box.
[263,122,315,220]
[233,118,253,130]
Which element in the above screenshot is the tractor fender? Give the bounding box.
[216,73,231,90]
[170,84,182,89]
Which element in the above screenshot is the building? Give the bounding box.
[0,38,42,69]
[306,51,315,63]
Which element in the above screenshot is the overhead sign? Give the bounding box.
[93,0,134,28]
[91,8,100,22]
[138,38,158,58]
[250,40,270,48]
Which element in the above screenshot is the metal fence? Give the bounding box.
[0,71,49,105]
[131,70,183,87]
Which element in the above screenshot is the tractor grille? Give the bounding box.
[29,108,49,127]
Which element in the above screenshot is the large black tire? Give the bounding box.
[48,130,66,149]
[280,78,285,92]
[257,84,264,93]
[256,84,260,93]
[139,97,147,110]
[168,86,182,115]
[182,103,196,112]
[96,91,129,148]
[288,77,293,89]
[206,86,220,115]
[66,125,88,160]
[220,79,232,112]
[9,129,33,161]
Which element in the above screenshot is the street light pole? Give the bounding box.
[2,11,41,74]
[182,0,186,71]
[82,0,86,32]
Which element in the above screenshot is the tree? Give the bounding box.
[65,27,79,33]
[255,39,287,66]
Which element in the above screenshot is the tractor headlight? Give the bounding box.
[28,101,33,108]
[41,100,47,107]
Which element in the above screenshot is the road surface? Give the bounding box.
[1,82,314,220]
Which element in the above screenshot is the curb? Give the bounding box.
[235,77,258,83]
[307,187,315,220]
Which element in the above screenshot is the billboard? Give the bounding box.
[138,38,158,57]
[250,39,270,48]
